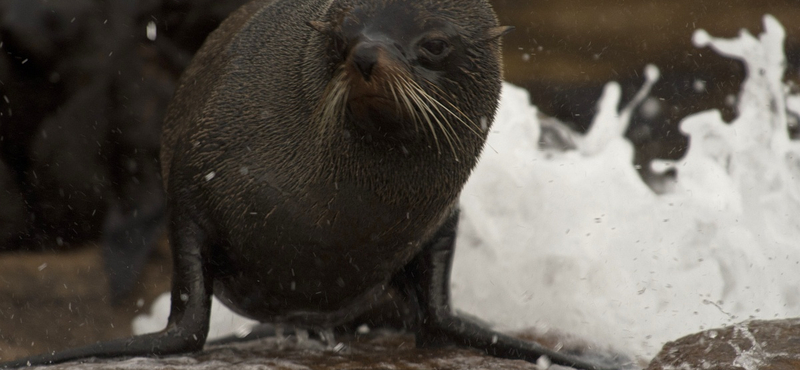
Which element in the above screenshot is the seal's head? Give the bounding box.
[310,0,512,158]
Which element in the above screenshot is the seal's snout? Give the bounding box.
[351,42,382,81]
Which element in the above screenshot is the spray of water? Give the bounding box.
[453,14,800,362]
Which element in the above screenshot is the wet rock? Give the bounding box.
[647,319,800,370]
[22,332,541,370]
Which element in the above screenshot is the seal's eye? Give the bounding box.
[418,38,451,64]
[422,39,448,56]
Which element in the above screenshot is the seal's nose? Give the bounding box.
[351,43,381,82]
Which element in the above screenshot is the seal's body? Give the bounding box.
[161,0,491,326]
[0,1,617,369]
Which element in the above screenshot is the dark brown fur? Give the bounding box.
[160,0,504,326]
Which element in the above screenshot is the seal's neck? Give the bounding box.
[307,119,485,210]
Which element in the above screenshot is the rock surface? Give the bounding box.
[648,319,800,370]
[16,332,542,370]
[0,242,616,370]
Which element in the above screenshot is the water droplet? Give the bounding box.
[146,21,157,41]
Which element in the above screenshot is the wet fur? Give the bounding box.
[159,0,503,327]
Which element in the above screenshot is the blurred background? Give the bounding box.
[0,0,799,364]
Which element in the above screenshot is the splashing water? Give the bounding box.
[452,14,800,361]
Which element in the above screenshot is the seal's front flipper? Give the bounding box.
[0,216,212,369]
[394,210,627,370]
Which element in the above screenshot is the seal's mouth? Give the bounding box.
[348,93,391,103]
[342,44,417,137]
[347,94,396,114]
[346,92,400,113]
[346,92,413,137]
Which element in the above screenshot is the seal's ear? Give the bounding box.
[308,20,332,34]
[483,26,514,41]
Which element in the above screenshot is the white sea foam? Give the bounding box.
[452,14,800,361]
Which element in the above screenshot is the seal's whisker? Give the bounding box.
[429,91,480,136]
[410,90,444,155]
[335,86,349,126]
[312,72,349,148]
[400,78,459,157]
[421,79,483,137]
[320,71,351,140]
[428,103,461,159]
[335,76,350,120]
[399,78,443,154]
[391,77,424,137]
[389,77,420,135]
[403,79,462,157]
[411,85,461,157]
[415,82,466,153]
[394,76,440,152]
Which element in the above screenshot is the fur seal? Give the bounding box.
[0,0,615,369]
